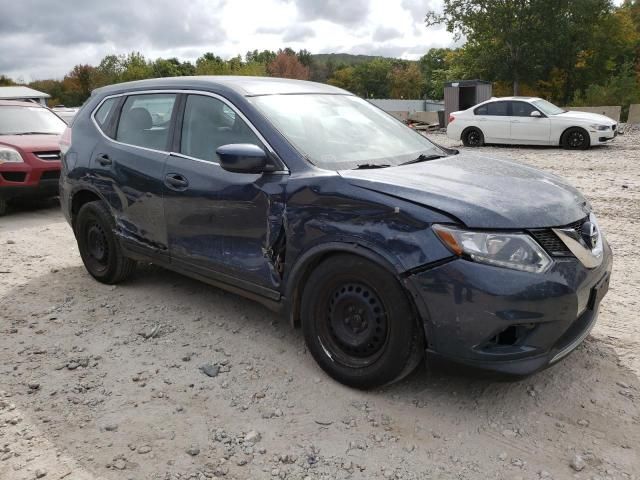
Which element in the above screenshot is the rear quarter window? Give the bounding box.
[474,105,488,115]
[94,97,117,128]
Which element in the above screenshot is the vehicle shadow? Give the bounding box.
[1,196,60,216]
[1,264,639,478]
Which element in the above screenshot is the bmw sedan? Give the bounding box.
[447,97,617,149]
[59,77,612,389]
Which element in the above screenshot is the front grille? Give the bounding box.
[34,151,61,161]
[40,170,60,180]
[529,217,587,257]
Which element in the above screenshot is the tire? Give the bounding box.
[0,199,7,216]
[75,200,136,284]
[462,127,484,147]
[301,254,424,389]
[562,127,590,150]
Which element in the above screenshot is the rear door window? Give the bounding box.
[116,94,177,150]
[485,101,508,116]
[474,104,488,115]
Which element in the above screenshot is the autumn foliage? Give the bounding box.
[267,52,310,80]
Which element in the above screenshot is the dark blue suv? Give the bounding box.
[59,77,612,388]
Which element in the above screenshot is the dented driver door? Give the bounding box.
[163,93,288,296]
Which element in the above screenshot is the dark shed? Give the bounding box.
[444,80,492,126]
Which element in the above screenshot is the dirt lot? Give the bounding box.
[1,131,639,480]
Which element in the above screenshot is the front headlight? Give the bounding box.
[433,225,552,273]
[589,124,609,131]
[0,147,24,164]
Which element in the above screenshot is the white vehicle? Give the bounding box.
[52,106,79,125]
[447,97,617,149]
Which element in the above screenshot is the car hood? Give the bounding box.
[0,134,62,153]
[555,110,616,124]
[339,153,590,229]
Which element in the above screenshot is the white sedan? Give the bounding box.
[446,97,617,149]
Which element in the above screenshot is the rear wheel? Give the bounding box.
[562,127,590,150]
[301,254,423,389]
[462,128,484,147]
[75,201,136,284]
[0,199,7,216]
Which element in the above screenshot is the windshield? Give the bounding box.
[0,105,67,135]
[531,99,566,116]
[248,94,444,170]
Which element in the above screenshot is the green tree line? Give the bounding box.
[1,0,638,110]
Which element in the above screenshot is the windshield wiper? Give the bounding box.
[353,163,391,170]
[399,153,448,166]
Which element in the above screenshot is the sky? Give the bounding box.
[0,0,455,82]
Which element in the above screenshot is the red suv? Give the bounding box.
[0,100,66,215]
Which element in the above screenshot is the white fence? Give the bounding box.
[368,99,443,113]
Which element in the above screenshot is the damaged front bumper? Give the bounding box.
[405,240,613,376]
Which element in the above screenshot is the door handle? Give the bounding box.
[512,120,521,123]
[97,154,112,166]
[165,173,189,190]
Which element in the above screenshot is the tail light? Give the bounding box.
[448,114,455,124]
[60,126,72,155]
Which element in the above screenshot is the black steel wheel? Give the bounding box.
[462,128,484,147]
[323,281,390,367]
[75,200,136,284]
[301,254,424,389]
[562,127,590,150]
[85,221,110,274]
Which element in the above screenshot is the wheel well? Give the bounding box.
[71,190,101,227]
[560,126,588,145]
[287,251,332,328]
[287,248,416,330]
[461,126,482,139]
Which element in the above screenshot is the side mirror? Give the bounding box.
[530,110,542,118]
[216,144,270,174]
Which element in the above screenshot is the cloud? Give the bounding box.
[400,0,441,23]
[256,26,286,35]
[0,0,455,81]
[0,0,227,48]
[282,25,316,42]
[373,26,403,42]
[292,0,371,25]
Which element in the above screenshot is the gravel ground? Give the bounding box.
[1,131,639,480]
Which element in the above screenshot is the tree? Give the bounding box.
[297,49,313,67]
[419,48,459,99]
[196,52,225,75]
[327,66,358,92]
[0,75,16,86]
[353,58,393,97]
[120,52,152,82]
[390,63,424,99]
[95,54,124,86]
[267,52,310,80]
[426,0,615,96]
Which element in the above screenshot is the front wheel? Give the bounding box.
[75,201,136,284]
[0,199,7,216]
[301,254,424,389]
[462,128,484,147]
[562,127,590,150]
